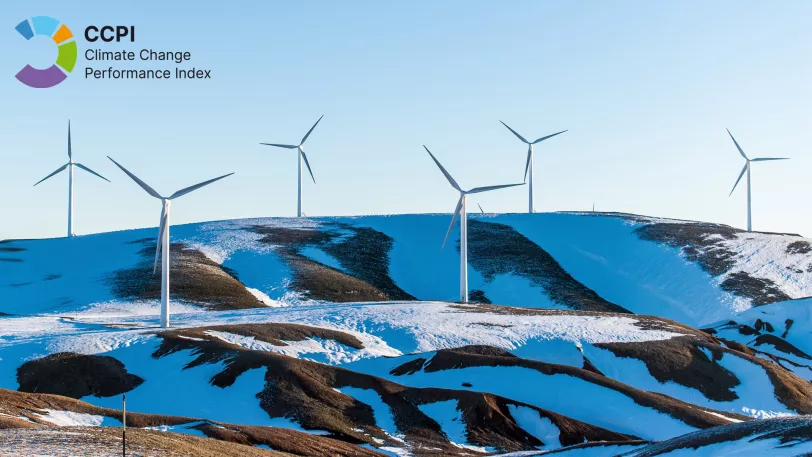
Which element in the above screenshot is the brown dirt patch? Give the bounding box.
[408,346,752,428]
[635,223,794,305]
[0,388,385,456]
[197,423,386,456]
[786,241,812,255]
[17,352,144,399]
[467,220,629,313]
[168,322,364,350]
[595,337,741,402]
[623,416,812,456]
[150,331,638,454]
[252,224,414,302]
[596,337,812,414]
[107,240,263,310]
[0,388,193,428]
[753,334,812,360]
[0,426,289,456]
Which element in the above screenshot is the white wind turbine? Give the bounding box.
[499,121,566,213]
[424,146,524,303]
[727,129,789,232]
[34,121,109,237]
[108,157,233,328]
[260,115,323,217]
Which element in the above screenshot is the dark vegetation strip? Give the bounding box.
[252,223,414,302]
[622,416,812,457]
[467,220,629,313]
[151,329,635,453]
[172,322,364,349]
[635,223,793,305]
[0,388,385,457]
[107,240,263,310]
[394,345,753,427]
[16,352,143,399]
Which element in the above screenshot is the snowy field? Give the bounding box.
[1,213,810,456]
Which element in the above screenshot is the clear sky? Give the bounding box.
[1,1,810,240]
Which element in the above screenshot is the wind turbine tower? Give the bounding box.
[34,121,109,237]
[424,146,524,303]
[260,116,323,217]
[726,129,788,232]
[108,157,233,328]
[499,121,566,213]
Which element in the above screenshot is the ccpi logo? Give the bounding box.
[15,16,77,88]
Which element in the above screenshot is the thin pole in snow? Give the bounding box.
[122,394,126,457]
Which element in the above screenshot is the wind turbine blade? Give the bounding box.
[300,115,324,145]
[33,163,68,186]
[726,129,749,160]
[468,182,525,194]
[169,172,234,200]
[74,163,110,182]
[108,157,163,199]
[153,206,167,274]
[424,146,462,191]
[751,157,790,162]
[300,150,316,184]
[478,203,484,214]
[442,197,464,249]
[68,120,72,160]
[729,164,748,196]
[260,143,297,149]
[499,121,529,144]
[532,130,567,144]
[523,149,532,182]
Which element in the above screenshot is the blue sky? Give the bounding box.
[1,1,810,239]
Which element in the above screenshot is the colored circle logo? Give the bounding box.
[15,16,77,88]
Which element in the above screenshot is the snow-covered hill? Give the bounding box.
[1,213,811,456]
[3,213,812,325]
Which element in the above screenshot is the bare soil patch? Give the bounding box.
[399,345,752,428]
[467,220,628,313]
[623,416,812,456]
[252,224,414,302]
[107,240,263,310]
[17,353,143,399]
[635,223,794,305]
[150,331,636,454]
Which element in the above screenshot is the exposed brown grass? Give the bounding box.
[108,241,263,310]
[0,426,291,457]
[0,389,386,456]
[401,345,752,428]
[173,322,365,350]
[17,353,144,399]
[467,220,629,313]
[623,416,812,456]
[635,223,793,305]
[596,337,741,402]
[150,332,638,454]
[252,224,415,302]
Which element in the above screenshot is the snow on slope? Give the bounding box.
[6,302,797,443]
[4,213,811,326]
[615,416,812,457]
[3,213,812,455]
[707,298,812,380]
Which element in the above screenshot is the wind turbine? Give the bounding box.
[260,115,323,217]
[727,129,788,232]
[108,157,233,328]
[34,121,109,237]
[499,121,566,213]
[424,146,524,303]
